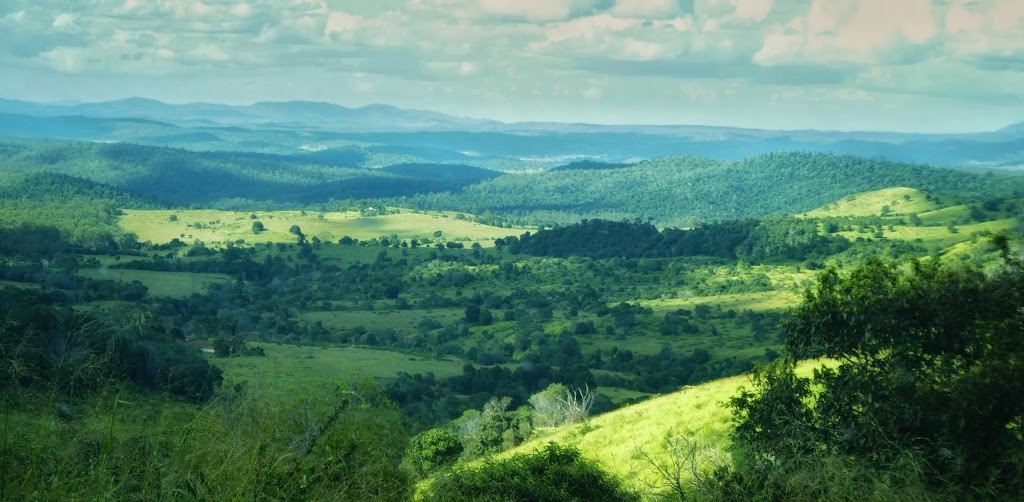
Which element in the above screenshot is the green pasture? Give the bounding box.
[120,209,519,248]
[209,342,467,395]
[596,386,653,406]
[801,187,939,217]
[916,204,974,226]
[77,268,233,298]
[300,308,465,333]
[840,218,1015,247]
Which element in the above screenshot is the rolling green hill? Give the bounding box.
[800,187,941,217]
[399,153,1024,226]
[3,136,1022,227]
[0,137,501,207]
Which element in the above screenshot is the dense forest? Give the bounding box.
[400,153,1024,225]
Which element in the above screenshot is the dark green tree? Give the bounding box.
[289,224,305,244]
[730,252,1024,494]
[405,428,463,477]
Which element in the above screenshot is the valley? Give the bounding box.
[1,101,1022,501]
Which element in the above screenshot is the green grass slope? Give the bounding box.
[800,187,941,217]
[488,359,828,496]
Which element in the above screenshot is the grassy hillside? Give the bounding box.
[460,359,830,497]
[801,187,941,217]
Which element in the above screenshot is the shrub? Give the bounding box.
[422,443,638,502]
[405,428,463,477]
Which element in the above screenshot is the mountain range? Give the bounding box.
[0,97,1022,170]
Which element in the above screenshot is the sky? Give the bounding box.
[0,0,1022,132]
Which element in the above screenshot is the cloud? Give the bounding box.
[0,0,1020,131]
[611,0,681,19]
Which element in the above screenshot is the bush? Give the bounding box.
[422,443,638,502]
[405,428,463,477]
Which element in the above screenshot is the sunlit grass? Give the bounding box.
[641,290,801,314]
[801,187,939,217]
[119,209,521,248]
[491,359,828,496]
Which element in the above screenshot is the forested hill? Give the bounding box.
[0,172,164,210]
[0,137,500,207]
[399,153,1024,225]
[2,136,1022,224]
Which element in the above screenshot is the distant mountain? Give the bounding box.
[0,98,501,132]
[999,122,1024,136]
[0,97,1021,169]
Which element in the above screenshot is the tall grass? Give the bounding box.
[0,378,413,500]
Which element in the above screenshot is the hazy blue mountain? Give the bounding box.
[0,97,1021,169]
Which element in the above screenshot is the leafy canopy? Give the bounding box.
[730,246,1024,493]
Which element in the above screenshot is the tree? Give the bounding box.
[464,305,481,324]
[289,224,306,244]
[251,221,264,233]
[730,253,1024,494]
[405,429,463,477]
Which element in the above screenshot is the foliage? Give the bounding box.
[453,397,534,458]
[529,383,595,428]
[505,217,848,263]
[0,137,497,207]
[728,251,1024,496]
[421,442,639,502]
[0,290,221,402]
[0,381,413,501]
[405,428,464,477]
[399,153,1024,225]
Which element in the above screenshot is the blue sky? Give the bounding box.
[1,0,1022,132]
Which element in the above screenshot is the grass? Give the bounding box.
[490,359,829,497]
[596,387,653,406]
[301,308,464,333]
[77,268,233,298]
[120,209,521,248]
[209,342,468,395]
[640,290,801,314]
[838,218,1016,248]
[801,187,940,217]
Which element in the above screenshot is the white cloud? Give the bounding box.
[325,11,364,38]
[0,0,1021,131]
[734,0,773,23]
[52,13,75,30]
[611,0,680,19]
[231,3,252,18]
